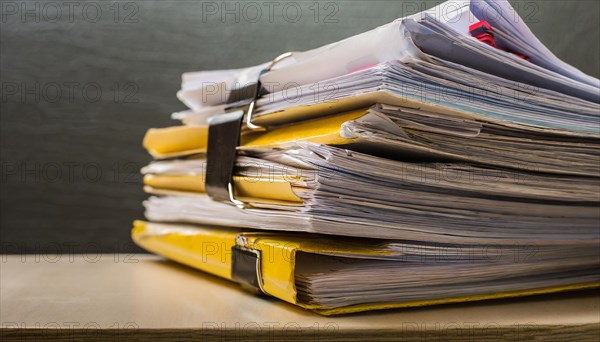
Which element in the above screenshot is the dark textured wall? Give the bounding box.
[1,0,599,253]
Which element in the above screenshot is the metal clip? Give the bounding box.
[231,245,266,294]
[245,52,293,131]
[227,52,293,207]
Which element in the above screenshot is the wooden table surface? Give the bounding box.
[1,254,598,341]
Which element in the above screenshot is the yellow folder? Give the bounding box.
[144,85,493,159]
[143,110,366,159]
[145,89,483,159]
[143,174,303,205]
[142,109,371,203]
[132,220,599,315]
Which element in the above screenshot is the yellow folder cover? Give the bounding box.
[132,220,599,315]
[143,110,365,159]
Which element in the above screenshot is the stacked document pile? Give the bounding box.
[133,0,600,315]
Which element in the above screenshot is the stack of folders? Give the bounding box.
[133,0,600,315]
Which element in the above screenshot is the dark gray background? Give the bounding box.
[1,0,599,253]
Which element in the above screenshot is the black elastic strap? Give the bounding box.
[205,111,245,202]
[226,82,260,105]
[205,70,269,204]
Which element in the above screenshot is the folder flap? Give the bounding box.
[131,220,239,280]
[242,110,366,148]
[144,174,303,204]
[142,110,367,159]
[144,174,206,193]
[143,126,208,159]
